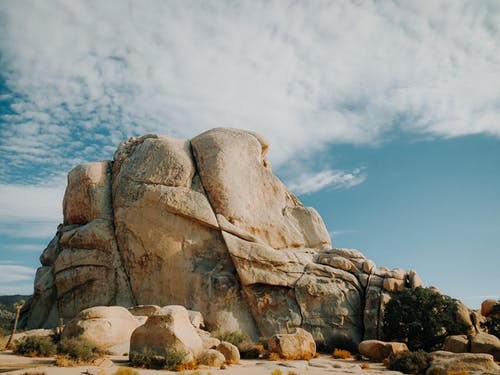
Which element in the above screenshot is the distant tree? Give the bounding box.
[482,303,500,339]
[5,299,25,349]
[383,287,470,351]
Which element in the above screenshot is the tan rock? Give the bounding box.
[191,128,331,250]
[216,341,240,364]
[129,305,203,359]
[443,335,469,353]
[62,306,141,354]
[128,305,162,317]
[406,269,423,288]
[63,161,113,225]
[358,340,408,361]
[197,349,226,367]
[482,299,499,317]
[470,333,500,361]
[429,351,500,374]
[268,328,316,360]
[201,337,221,350]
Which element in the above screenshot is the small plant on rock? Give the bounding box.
[14,336,57,357]
[386,350,431,374]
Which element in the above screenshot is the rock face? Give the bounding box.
[22,128,427,348]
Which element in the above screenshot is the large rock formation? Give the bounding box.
[22,128,424,349]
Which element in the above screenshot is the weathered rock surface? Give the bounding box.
[197,349,226,367]
[129,305,203,360]
[61,306,141,355]
[216,341,240,364]
[23,127,431,348]
[268,328,316,360]
[482,299,499,317]
[428,351,500,374]
[470,333,500,361]
[358,340,408,361]
[443,335,469,353]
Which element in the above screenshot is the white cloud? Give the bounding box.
[287,168,366,195]
[0,178,64,238]
[0,265,37,283]
[0,1,499,184]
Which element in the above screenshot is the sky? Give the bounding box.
[0,0,499,308]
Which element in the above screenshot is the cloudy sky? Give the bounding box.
[0,1,499,307]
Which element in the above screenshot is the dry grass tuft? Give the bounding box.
[268,352,281,361]
[360,362,371,370]
[55,354,77,367]
[447,371,470,375]
[332,348,352,359]
[113,368,140,375]
[271,369,282,375]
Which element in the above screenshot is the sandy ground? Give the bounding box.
[0,351,405,375]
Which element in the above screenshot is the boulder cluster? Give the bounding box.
[22,128,433,349]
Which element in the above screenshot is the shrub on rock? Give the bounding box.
[481,302,500,339]
[383,287,470,351]
[386,350,431,374]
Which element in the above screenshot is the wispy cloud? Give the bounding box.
[0,178,64,238]
[287,168,366,195]
[0,265,37,283]
[0,1,499,185]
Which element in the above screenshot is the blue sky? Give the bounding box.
[0,1,499,308]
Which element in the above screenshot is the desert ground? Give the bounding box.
[0,351,403,375]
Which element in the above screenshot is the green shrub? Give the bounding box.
[211,330,248,346]
[386,350,431,374]
[14,336,57,357]
[482,303,500,339]
[383,287,470,351]
[58,337,103,362]
[130,349,189,370]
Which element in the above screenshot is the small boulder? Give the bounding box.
[128,305,161,317]
[187,310,205,329]
[358,340,408,362]
[217,341,240,364]
[197,349,226,367]
[62,306,141,355]
[428,351,500,374]
[470,332,500,361]
[201,337,221,350]
[443,335,469,353]
[129,305,203,360]
[482,299,499,317]
[268,328,316,360]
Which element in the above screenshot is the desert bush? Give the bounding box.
[332,348,352,359]
[482,303,500,339]
[386,350,431,374]
[383,287,470,351]
[130,348,190,370]
[14,336,57,357]
[113,368,140,375]
[58,336,104,362]
[271,369,282,375]
[211,330,248,347]
[239,342,269,359]
[268,352,281,361]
